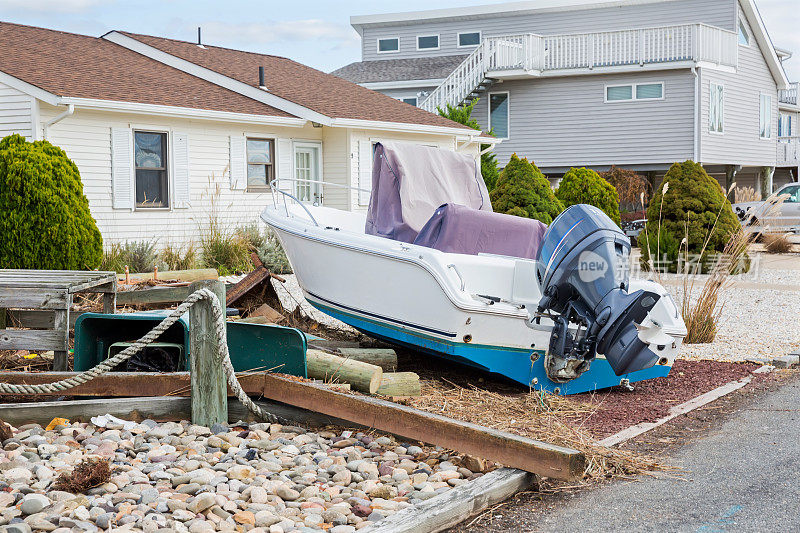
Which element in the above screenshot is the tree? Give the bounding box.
[601,166,652,213]
[0,134,102,269]
[555,167,621,226]
[438,100,500,191]
[640,160,742,272]
[490,153,564,224]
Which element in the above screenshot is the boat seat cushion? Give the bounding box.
[413,203,548,259]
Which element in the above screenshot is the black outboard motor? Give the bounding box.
[534,205,660,382]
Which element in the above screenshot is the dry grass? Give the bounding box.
[763,232,793,254]
[734,186,761,203]
[408,380,672,480]
[52,458,111,493]
[161,243,198,271]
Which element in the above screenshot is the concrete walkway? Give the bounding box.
[538,377,800,532]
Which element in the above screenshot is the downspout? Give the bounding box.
[43,104,75,140]
[692,67,700,163]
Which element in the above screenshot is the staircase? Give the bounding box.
[418,40,497,114]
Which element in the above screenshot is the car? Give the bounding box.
[622,218,647,245]
[733,183,800,234]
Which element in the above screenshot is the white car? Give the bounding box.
[733,183,800,233]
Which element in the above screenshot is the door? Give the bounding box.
[294,144,322,204]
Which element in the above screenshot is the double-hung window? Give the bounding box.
[709,83,724,133]
[134,131,169,208]
[759,94,772,139]
[246,138,275,189]
[489,92,509,139]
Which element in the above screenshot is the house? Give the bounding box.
[0,22,489,249]
[334,0,799,195]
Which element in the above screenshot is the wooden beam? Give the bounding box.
[0,397,190,426]
[121,269,218,283]
[0,329,65,351]
[0,371,584,479]
[116,285,193,306]
[188,280,227,427]
[226,262,269,305]
[0,288,68,309]
[7,310,83,329]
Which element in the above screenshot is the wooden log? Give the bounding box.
[376,372,421,397]
[121,269,218,283]
[189,280,227,427]
[337,348,398,371]
[306,349,382,394]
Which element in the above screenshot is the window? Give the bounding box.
[759,94,772,139]
[489,92,509,139]
[400,97,418,106]
[417,35,439,50]
[134,131,169,208]
[779,113,792,138]
[458,32,481,47]
[605,83,664,102]
[377,37,399,53]
[738,20,750,46]
[780,184,800,203]
[246,138,275,189]
[709,83,724,133]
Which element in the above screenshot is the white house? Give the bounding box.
[0,22,489,248]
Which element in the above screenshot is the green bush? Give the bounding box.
[438,100,500,191]
[256,230,293,274]
[0,134,102,269]
[555,167,621,226]
[490,153,564,224]
[641,160,742,272]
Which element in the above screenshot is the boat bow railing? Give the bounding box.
[268,178,371,227]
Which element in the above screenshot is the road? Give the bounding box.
[537,376,800,532]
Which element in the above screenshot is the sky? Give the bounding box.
[0,0,798,80]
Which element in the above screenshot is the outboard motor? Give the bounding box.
[534,205,660,382]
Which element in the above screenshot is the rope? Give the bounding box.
[0,288,282,424]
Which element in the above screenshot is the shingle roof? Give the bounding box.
[120,32,474,131]
[0,22,292,117]
[332,55,468,84]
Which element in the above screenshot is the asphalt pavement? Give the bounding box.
[537,376,800,532]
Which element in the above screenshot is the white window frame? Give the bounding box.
[457,31,482,48]
[397,96,418,106]
[416,34,440,51]
[132,126,173,211]
[778,113,792,138]
[488,91,510,140]
[738,19,750,46]
[759,93,772,140]
[709,82,724,134]
[244,136,276,191]
[376,37,400,54]
[604,82,665,103]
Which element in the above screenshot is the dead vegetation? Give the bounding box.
[763,232,793,254]
[407,380,672,480]
[52,458,111,493]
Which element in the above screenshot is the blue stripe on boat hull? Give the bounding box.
[308,297,671,395]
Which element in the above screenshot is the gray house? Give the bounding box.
[334,0,799,194]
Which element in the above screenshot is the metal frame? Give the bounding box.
[268,177,371,228]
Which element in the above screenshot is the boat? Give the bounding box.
[261,142,686,394]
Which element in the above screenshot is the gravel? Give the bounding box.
[0,419,482,532]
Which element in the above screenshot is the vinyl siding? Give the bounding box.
[470,70,696,170]
[699,2,777,166]
[377,87,439,104]
[0,81,34,139]
[361,0,736,61]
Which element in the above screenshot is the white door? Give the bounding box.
[294,144,322,205]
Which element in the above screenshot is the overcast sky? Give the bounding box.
[1,0,797,79]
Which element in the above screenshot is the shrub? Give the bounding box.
[0,134,102,269]
[438,100,499,191]
[601,166,652,212]
[201,227,251,276]
[640,161,742,273]
[160,243,197,271]
[257,229,293,274]
[100,240,159,273]
[555,167,621,225]
[490,154,564,224]
[763,232,792,254]
[236,223,267,251]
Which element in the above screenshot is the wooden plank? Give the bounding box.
[226,264,269,306]
[0,372,584,479]
[0,329,65,351]
[116,285,193,306]
[53,294,70,371]
[0,288,68,309]
[0,397,191,426]
[7,310,82,329]
[361,468,535,533]
[121,269,218,283]
[189,280,227,427]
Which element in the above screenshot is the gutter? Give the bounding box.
[43,104,74,140]
[692,67,700,163]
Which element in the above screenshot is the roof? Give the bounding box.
[116,32,474,131]
[332,55,468,84]
[0,21,292,118]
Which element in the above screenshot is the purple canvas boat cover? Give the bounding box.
[365,141,492,243]
[413,203,548,259]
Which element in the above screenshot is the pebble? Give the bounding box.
[20,493,50,515]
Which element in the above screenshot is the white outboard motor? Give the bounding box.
[534,205,661,382]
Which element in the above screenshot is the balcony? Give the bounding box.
[484,24,738,77]
[779,82,798,106]
[777,136,800,166]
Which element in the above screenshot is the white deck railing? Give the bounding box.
[777,136,800,165]
[779,82,799,106]
[420,23,737,113]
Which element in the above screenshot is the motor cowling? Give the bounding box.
[534,205,660,382]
